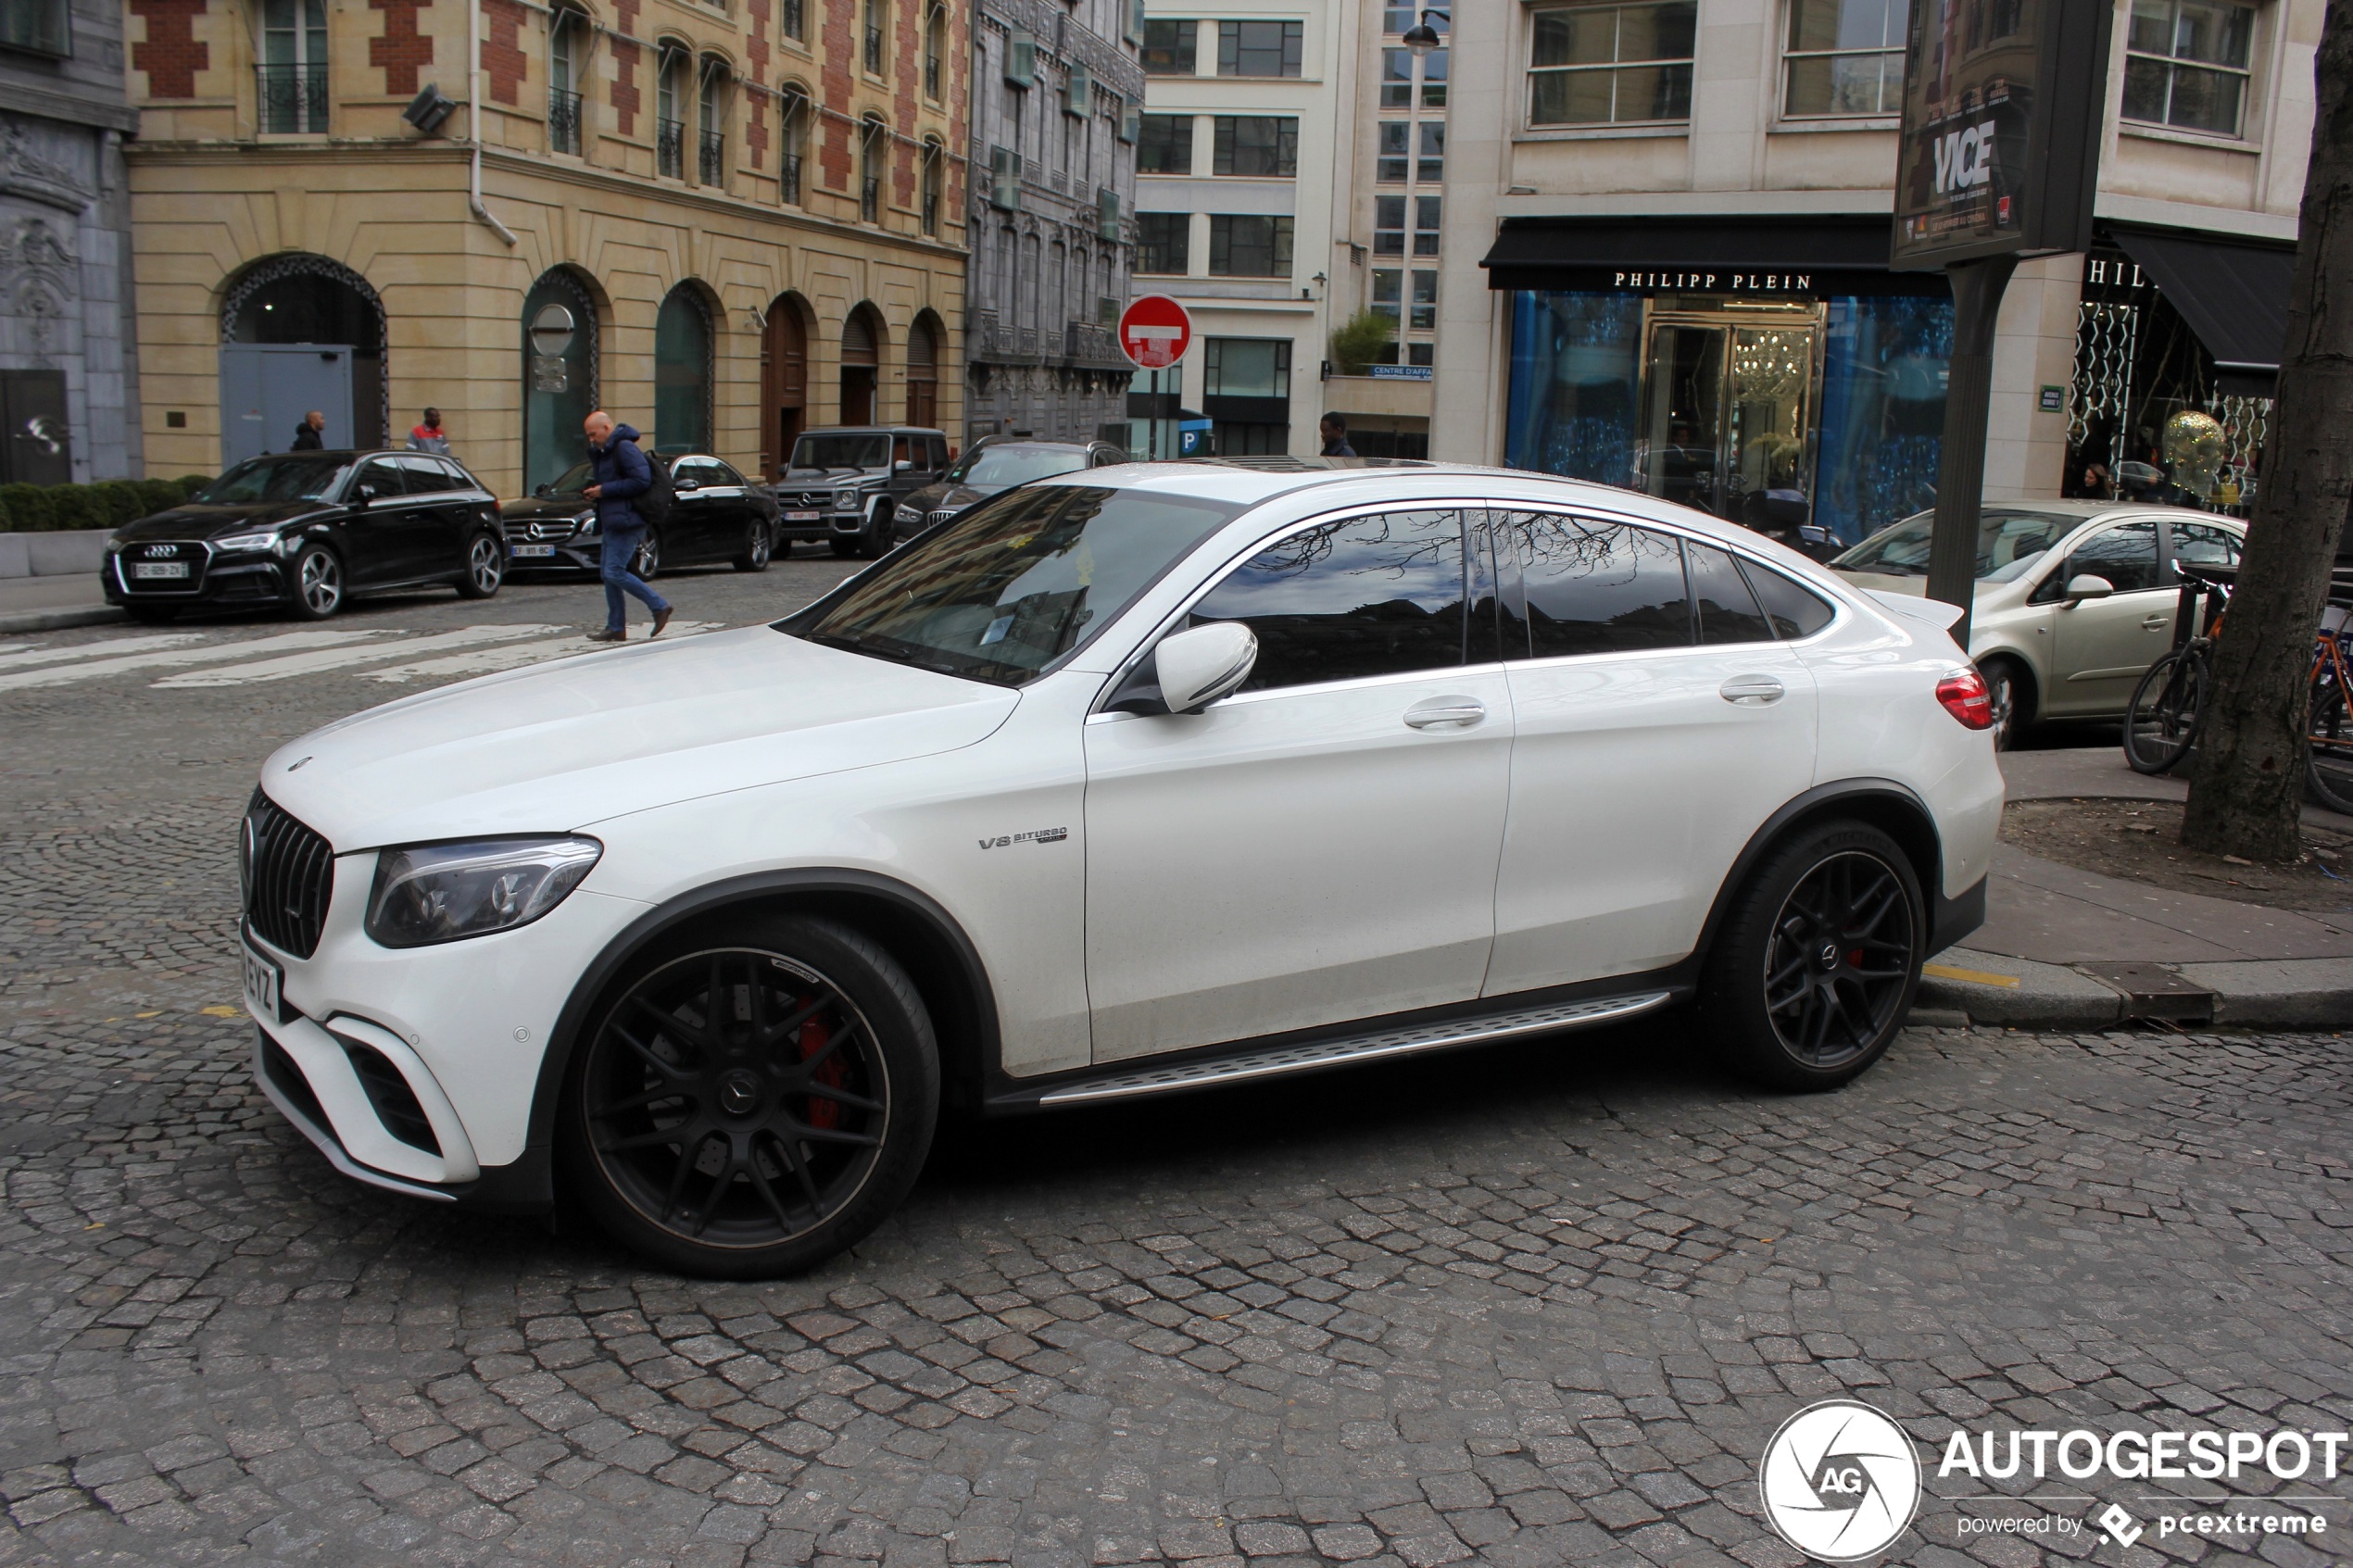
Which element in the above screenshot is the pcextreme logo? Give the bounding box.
[1758,1400,1922,1562]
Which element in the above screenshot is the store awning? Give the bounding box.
[2110,226,2296,395]
[1478,215,1933,295]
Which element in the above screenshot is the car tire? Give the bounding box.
[560,912,941,1279]
[124,603,181,624]
[1698,820,1923,1092]
[857,504,896,559]
[631,532,661,581]
[1979,657,2031,752]
[734,521,773,573]
[456,531,504,599]
[286,544,344,621]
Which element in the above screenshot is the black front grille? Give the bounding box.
[259,1032,331,1134]
[339,1039,442,1155]
[119,541,208,596]
[243,790,334,958]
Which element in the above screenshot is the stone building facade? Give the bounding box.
[964,0,1143,445]
[2,0,144,483]
[126,0,967,495]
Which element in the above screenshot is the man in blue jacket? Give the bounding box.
[581,409,673,642]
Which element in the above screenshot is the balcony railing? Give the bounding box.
[862,175,880,223]
[698,130,725,185]
[656,117,685,178]
[1064,321,1122,365]
[780,151,802,206]
[921,188,938,235]
[548,87,582,154]
[256,64,328,133]
[864,21,884,73]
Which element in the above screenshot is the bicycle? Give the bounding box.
[2122,566,2225,774]
[2305,601,2353,812]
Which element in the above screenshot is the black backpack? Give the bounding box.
[632,449,674,527]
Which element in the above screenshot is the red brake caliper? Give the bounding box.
[798,1011,845,1130]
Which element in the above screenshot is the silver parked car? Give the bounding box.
[1832,502,2246,748]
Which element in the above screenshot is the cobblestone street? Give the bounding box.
[3,569,2351,1567]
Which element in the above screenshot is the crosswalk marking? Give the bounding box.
[0,630,390,693]
[365,622,723,683]
[0,633,207,668]
[154,624,563,687]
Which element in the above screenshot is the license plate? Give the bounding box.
[785,510,821,522]
[132,561,190,580]
[242,940,283,1021]
[511,544,557,558]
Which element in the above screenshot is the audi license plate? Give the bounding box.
[785,510,821,522]
[510,544,557,558]
[242,939,283,1021]
[132,561,190,580]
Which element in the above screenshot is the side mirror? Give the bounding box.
[534,483,552,497]
[1154,621,1258,714]
[894,458,914,472]
[353,483,377,507]
[2064,573,2115,604]
[673,475,700,491]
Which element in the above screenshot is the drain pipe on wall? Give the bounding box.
[468,0,520,245]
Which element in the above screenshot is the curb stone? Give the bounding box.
[1921,947,2353,1031]
[0,605,129,634]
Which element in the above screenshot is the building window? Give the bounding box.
[921,137,942,233]
[1138,113,1194,173]
[2123,0,2254,136]
[1142,19,1197,73]
[1137,211,1190,273]
[1414,195,1441,256]
[1204,337,1290,395]
[1213,117,1298,176]
[259,0,330,133]
[782,0,803,41]
[1375,195,1405,256]
[925,6,945,99]
[0,0,69,55]
[1382,48,1413,107]
[1209,214,1293,277]
[655,48,686,176]
[860,115,885,220]
[1378,123,1407,182]
[864,0,887,74]
[779,89,808,203]
[1217,19,1302,77]
[548,9,585,152]
[1416,122,1443,180]
[1782,0,1902,117]
[1382,1,1442,36]
[1406,341,1433,366]
[698,62,727,185]
[1410,269,1438,329]
[1528,2,1696,127]
[1372,268,1403,324]
[1420,47,1447,105]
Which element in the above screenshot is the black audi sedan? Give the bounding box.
[501,452,779,580]
[900,436,1129,531]
[103,450,506,622]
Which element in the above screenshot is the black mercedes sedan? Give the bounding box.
[103,450,506,622]
[501,453,779,580]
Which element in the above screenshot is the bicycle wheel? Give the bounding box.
[2308,681,2353,813]
[2124,648,2205,775]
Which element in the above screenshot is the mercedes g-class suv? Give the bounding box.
[771,426,950,558]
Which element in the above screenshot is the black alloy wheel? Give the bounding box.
[631,531,661,581]
[735,520,773,572]
[859,505,897,559]
[562,914,939,1277]
[286,544,343,621]
[457,531,504,598]
[1980,658,2028,752]
[1700,821,1922,1090]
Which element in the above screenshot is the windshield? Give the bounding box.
[790,484,1243,685]
[543,460,595,494]
[946,446,1091,488]
[791,434,890,470]
[1833,509,2076,581]
[193,456,353,505]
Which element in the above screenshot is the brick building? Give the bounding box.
[125,0,968,495]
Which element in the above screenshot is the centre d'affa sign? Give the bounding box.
[1890,0,2111,270]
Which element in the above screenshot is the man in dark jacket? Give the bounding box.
[581,410,673,642]
[290,410,326,450]
[1319,414,1356,458]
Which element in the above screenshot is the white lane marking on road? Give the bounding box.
[154,624,562,687]
[0,630,391,693]
[0,633,208,668]
[365,622,724,683]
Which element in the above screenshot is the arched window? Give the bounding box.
[220,255,388,462]
[920,136,942,235]
[859,115,885,222]
[260,0,329,132]
[698,56,728,184]
[924,6,945,100]
[522,267,599,493]
[548,9,587,153]
[906,315,938,427]
[654,285,712,455]
[655,46,687,177]
[839,307,882,423]
[777,86,808,204]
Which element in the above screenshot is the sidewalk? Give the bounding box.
[0,573,122,633]
[1921,745,2353,1030]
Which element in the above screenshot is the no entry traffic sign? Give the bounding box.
[1118,295,1193,370]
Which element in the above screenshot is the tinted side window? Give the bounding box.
[397,456,458,494]
[437,459,480,492]
[1688,542,1774,645]
[1190,509,1467,692]
[2059,521,2163,594]
[1504,512,1692,658]
[357,458,409,496]
[1738,560,1836,639]
[2171,521,2242,573]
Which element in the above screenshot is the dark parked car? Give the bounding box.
[501,452,780,580]
[901,436,1129,528]
[771,426,949,558]
[102,450,505,622]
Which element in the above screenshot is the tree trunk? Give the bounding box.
[2181,0,2353,862]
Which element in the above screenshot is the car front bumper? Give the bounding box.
[102,551,297,609]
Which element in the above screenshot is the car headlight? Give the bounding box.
[213,530,280,555]
[364,836,602,948]
[835,490,858,509]
[575,511,598,534]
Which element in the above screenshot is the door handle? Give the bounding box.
[2141,614,2170,629]
[1404,696,1487,730]
[1719,674,1786,706]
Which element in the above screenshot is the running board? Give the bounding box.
[1034,989,1676,1108]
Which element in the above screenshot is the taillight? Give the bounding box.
[1937,668,1994,730]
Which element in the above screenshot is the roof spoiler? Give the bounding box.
[1866,589,1967,634]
